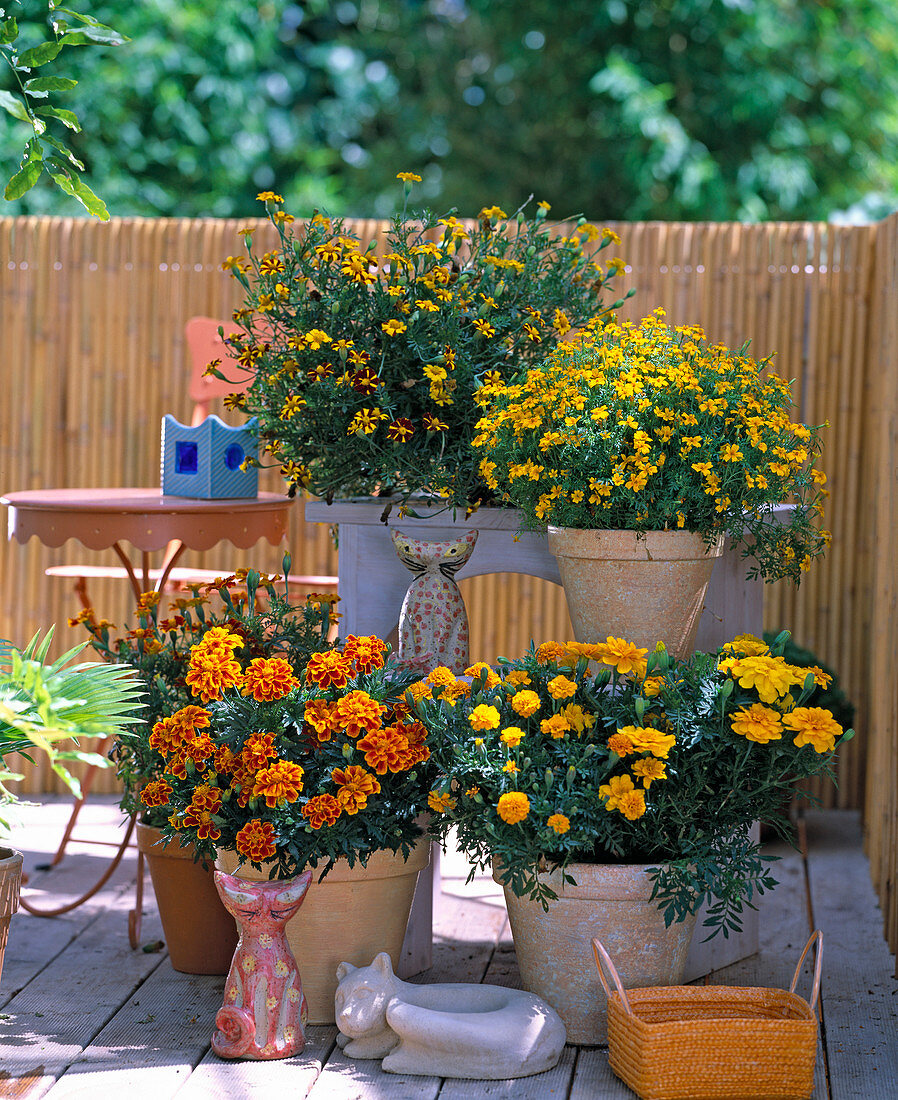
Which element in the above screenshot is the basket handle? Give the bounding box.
[789,930,823,1012]
[592,939,634,1016]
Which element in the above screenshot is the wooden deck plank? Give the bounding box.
[803,810,898,1100]
[436,1044,576,1099]
[568,1049,634,1100]
[174,1027,338,1100]
[307,1046,442,1100]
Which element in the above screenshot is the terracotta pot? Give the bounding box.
[494,860,696,1044]
[136,822,238,974]
[547,527,724,659]
[217,838,431,1024]
[0,846,23,991]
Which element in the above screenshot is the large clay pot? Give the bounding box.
[217,838,431,1024]
[547,527,724,659]
[495,860,696,1044]
[0,846,23,991]
[136,822,238,974]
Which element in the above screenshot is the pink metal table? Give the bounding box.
[1,486,295,944]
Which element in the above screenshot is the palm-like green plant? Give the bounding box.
[0,629,144,830]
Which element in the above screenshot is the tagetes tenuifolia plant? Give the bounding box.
[147,632,435,878]
[474,310,829,582]
[214,178,632,511]
[69,564,337,828]
[413,633,853,935]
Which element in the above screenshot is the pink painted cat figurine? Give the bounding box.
[391,529,478,675]
[212,868,313,1060]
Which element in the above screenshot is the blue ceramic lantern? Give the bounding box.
[161,415,259,498]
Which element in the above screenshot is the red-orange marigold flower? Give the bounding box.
[304,698,340,742]
[334,690,386,738]
[140,779,173,808]
[252,759,305,808]
[356,726,409,774]
[185,648,244,702]
[331,764,381,814]
[241,731,279,771]
[302,793,342,829]
[342,634,388,674]
[305,650,353,691]
[170,705,212,734]
[241,657,299,702]
[235,819,277,862]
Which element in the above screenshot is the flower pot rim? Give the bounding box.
[547,526,725,560]
[216,837,432,883]
[493,857,669,901]
[0,846,23,866]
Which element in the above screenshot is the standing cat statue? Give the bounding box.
[212,868,313,1060]
[334,951,566,1080]
[390,528,478,675]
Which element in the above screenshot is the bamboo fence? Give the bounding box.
[0,214,895,953]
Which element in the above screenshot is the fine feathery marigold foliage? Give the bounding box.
[473,309,830,582]
[214,184,633,511]
[69,560,336,827]
[150,634,435,879]
[413,631,854,935]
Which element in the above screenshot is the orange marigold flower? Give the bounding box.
[252,759,305,808]
[427,790,456,813]
[464,662,501,689]
[241,731,279,771]
[600,637,649,677]
[469,704,501,731]
[547,674,578,700]
[185,648,244,702]
[547,813,570,834]
[342,634,388,674]
[196,625,244,654]
[236,819,277,862]
[305,650,353,691]
[213,745,239,775]
[302,793,342,829]
[731,703,784,744]
[608,731,636,757]
[304,698,340,742]
[782,707,842,753]
[189,784,222,813]
[241,657,299,702]
[334,690,386,738]
[511,690,541,718]
[140,779,173,808]
[356,726,410,774]
[535,641,568,664]
[497,791,530,824]
[540,714,571,740]
[170,705,212,734]
[148,715,184,757]
[332,764,381,814]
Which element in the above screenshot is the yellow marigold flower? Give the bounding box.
[806,665,832,690]
[256,191,284,203]
[465,662,501,689]
[500,726,525,747]
[428,790,457,813]
[535,641,569,664]
[497,791,530,823]
[511,689,541,717]
[632,757,666,788]
[608,731,636,757]
[624,725,677,759]
[721,633,770,658]
[540,714,571,739]
[502,759,518,774]
[547,813,570,834]
[600,637,649,677]
[731,703,784,744]
[397,171,422,182]
[782,707,842,753]
[479,206,508,220]
[382,319,408,336]
[504,670,532,687]
[348,407,387,435]
[640,676,665,698]
[469,704,501,731]
[426,665,458,689]
[599,773,636,811]
[617,789,647,820]
[730,655,804,704]
[406,681,433,703]
[547,674,578,700]
[720,443,743,462]
[472,318,496,337]
[559,703,595,734]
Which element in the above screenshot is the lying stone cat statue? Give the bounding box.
[334,951,566,1080]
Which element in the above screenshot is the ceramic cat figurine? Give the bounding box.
[334,952,566,1079]
[390,528,478,675]
[212,868,313,1060]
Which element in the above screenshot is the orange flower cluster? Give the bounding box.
[302,793,342,829]
[182,784,223,841]
[235,819,277,862]
[331,764,381,814]
[251,759,305,808]
[185,626,245,702]
[241,657,299,702]
[356,720,430,775]
[148,706,215,779]
[342,634,387,674]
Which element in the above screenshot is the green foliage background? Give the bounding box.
[2,0,897,221]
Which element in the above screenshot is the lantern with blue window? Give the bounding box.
[161,415,259,498]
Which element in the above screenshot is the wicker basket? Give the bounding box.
[593,931,822,1100]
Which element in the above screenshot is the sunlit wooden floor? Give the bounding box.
[1,799,895,1099]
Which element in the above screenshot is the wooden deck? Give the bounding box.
[1,800,895,1099]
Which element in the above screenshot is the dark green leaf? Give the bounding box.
[58,27,126,47]
[36,106,81,131]
[1,16,17,43]
[25,76,77,93]
[5,156,43,200]
[18,40,63,68]
[42,134,83,170]
[52,7,128,38]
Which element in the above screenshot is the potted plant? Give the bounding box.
[70,561,337,973]
[213,180,632,515]
[0,629,143,991]
[146,627,436,1024]
[412,632,852,1042]
[473,310,830,656]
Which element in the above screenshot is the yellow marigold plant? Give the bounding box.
[147,630,435,878]
[474,309,829,582]
[214,183,632,512]
[414,632,853,934]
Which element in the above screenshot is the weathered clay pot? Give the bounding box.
[495,860,696,1044]
[217,838,431,1024]
[0,846,23,991]
[547,527,724,659]
[136,822,238,975]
